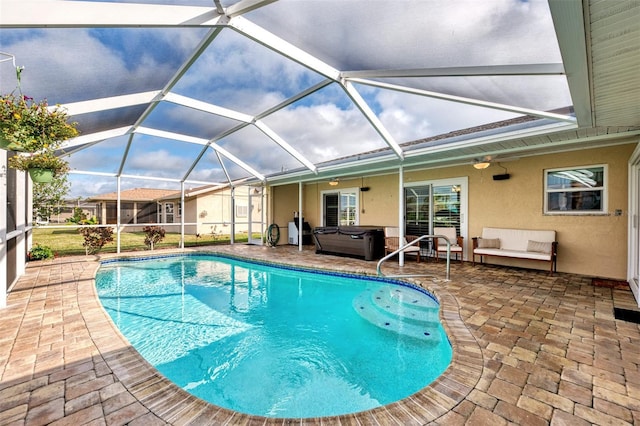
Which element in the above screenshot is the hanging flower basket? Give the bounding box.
[28,168,54,183]
[8,151,70,182]
[0,93,78,152]
[0,123,28,151]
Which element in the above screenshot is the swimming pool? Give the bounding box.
[95,254,452,418]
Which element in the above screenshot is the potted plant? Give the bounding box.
[8,150,70,183]
[0,92,78,152]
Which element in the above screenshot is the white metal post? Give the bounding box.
[230,186,235,245]
[0,156,7,308]
[116,176,121,254]
[298,181,303,252]
[398,165,405,266]
[180,181,185,249]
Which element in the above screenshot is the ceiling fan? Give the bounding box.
[471,155,519,170]
[472,155,518,180]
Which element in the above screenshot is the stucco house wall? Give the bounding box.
[90,186,256,236]
[187,186,259,237]
[270,185,304,244]
[271,143,636,280]
[192,190,234,236]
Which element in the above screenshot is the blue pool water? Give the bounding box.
[95,254,452,418]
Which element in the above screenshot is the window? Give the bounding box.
[544,165,606,214]
[340,192,357,225]
[136,202,157,224]
[236,204,248,218]
[322,189,358,226]
[164,202,174,223]
[405,181,465,256]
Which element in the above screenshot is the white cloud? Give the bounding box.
[1,0,570,198]
[126,149,193,174]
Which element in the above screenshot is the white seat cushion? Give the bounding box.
[481,227,555,251]
[438,244,462,252]
[474,248,551,261]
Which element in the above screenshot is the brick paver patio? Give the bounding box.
[0,244,638,425]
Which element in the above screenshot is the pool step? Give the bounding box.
[352,287,442,343]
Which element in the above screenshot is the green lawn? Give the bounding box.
[32,227,261,257]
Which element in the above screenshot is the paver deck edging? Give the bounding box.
[78,249,483,425]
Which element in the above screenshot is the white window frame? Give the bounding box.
[320,187,360,226]
[164,202,174,223]
[404,177,468,251]
[544,164,607,215]
[236,203,248,218]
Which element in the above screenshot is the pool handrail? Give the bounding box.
[376,234,451,281]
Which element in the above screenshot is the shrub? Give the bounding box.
[143,226,165,250]
[28,243,54,260]
[79,216,98,225]
[68,209,98,225]
[79,227,114,255]
[67,207,86,224]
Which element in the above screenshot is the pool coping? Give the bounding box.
[83,248,483,424]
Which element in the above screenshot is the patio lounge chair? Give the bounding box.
[434,227,463,263]
[384,227,421,263]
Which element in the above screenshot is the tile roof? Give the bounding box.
[87,188,180,202]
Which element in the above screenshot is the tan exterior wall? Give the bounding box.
[271,184,302,245]
[183,198,198,235]
[464,144,632,279]
[190,188,254,237]
[271,143,637,279]
[195,191,230,236]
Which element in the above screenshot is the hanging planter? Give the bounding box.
[28,168,54,183]
[0,93,78,153]
[0,123,28,151]
[2,65,77,183]
[8,151,70,183]
[1,65,78,153]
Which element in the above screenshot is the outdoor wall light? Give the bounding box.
[473,161,491,170]
[329,178,339,186]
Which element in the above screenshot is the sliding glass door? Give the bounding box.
[405,178,467,256]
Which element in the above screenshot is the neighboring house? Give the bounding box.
[88,188,180,231]
[45,200,98,224]
[88,185,264,237]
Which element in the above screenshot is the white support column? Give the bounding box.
[180,182,185,249]
[230,187,235,245]
[298,181,303,252]
[132,202,138,224]
[116,177,121,254]
[0,155,7,308]
[16,170,28,280]
[101,203,107,225]
[247,186,252,244]
[398,165,405,266]
[27,173,32,255]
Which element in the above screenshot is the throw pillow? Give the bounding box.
[478,238,500,248]
[527,240,552,254]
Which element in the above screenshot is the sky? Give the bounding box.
[0,0,572,199]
